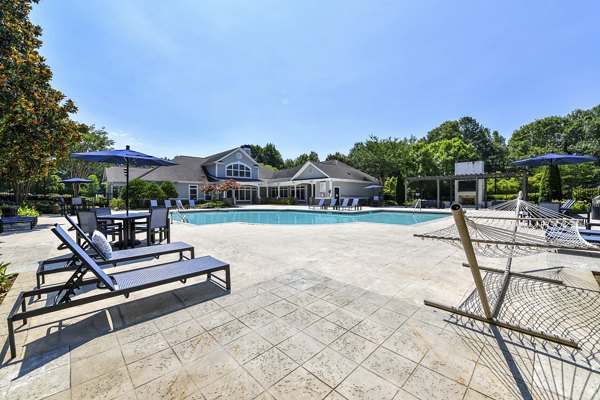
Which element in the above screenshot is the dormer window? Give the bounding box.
[226,162,251,178]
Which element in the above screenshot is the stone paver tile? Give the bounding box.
[274,273,299,284]
[324,308,363,330]
[358,291,390,307]
[411,307,449,329]
[259,280,285,292]
[324,391,348,400]
[185,349,240,388]
[304,299,339,317]
[264,300,300,317]
[69,333,119,363]
[344,298,379,317]
[368,308,408,329]
[462,388,494,399]
[121,331,170,364]
[381,319,442,363]
[6,364,70,400]
[304,284,334,298]
[304,318,346,345]
[350,319,395,345]
[533,353,600,400]
[172,331,220,364]
[225,300,261,318]
[254,391,277,399]
[362,347,416,387]
[71,346,125,386]
[71,366,134,400]
[251,292,283,308]
[281,309,321,330]
[392,389,419,399]
[336,284,366,297]
[421,344,476,386]
[270,285,300,299]
[235,284,266,299]
[202,368,263,400]
[468,363,523,400]
[197,309,236,331]
[239,309,279,330]
[288,278,318,291]
[244,347,298,387]
[43,389,72,400]
[186,300,221,319]
[0,346,69,387]
[329,332,378,364]
[256,319,299,345]
[477,344,535,384]
[321,279,349,291]
[162,318,205,346]
[226,332,273,364]
[269,367,331,400]
[213,293,245,308]
[303,348,357,388]
[403,366,467,400]
[127,347,182,387]
[135,367,197,399]
[336,366,398,400]
[433,329,483,362]
[154,309,193,331]
[382,299,419,317]
[116,321,159,346]
[286,292,319,307]
[277,332,325,364]
[209,319,251,344]
[322,291,357,307]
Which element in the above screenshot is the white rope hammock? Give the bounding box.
[416,193,597,258]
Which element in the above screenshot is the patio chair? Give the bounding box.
[326,198,338,210]
[309,198,325,209]
[350,198,361,210]
[189,199,197,208]
[150,200,158,208]
[340,198,350,210]
[164,199,173,208]
[77,210,123,249]
[559,199,576,214]
[134,207,170,245]
[36,214,194,288]
[7,224,230,359]
[70,197,84,215]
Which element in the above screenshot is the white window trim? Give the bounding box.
[225,161,252,178]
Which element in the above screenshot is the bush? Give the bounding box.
[539,165,562,202]
[199,200,228,208]
[0,255,16,292]
[121,179,149,204]
[160,181,178,198]
[18,204,39,217]
[146,182,166,200]
[109,198,126,210]
[571,201,589,213]
[26,200,54,214]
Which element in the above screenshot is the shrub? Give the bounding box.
[121,179,149,204]
[199,200,228,208]
[539,165,562,202]
[571,201,589,213]
[146,182,166,200]
[0,256,16,292]
[18,204,39,217]
[160,181,178,198]
[109,198,126,210]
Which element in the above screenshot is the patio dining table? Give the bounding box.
[97,212,150,249]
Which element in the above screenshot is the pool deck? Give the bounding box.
[0,205,599,399]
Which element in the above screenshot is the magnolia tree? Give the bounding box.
[201,180,242,200]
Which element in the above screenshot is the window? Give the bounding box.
[226,162,251,178]
[189,185,198,199]
[234,186,252,202]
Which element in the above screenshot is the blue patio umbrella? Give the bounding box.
[70,145,177,214]
[511,153,597,167]
[58,177,93,197]
[364,184,383,200]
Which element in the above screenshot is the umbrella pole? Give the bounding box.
[126,160,130,216]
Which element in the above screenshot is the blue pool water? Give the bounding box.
[172,209,447,226]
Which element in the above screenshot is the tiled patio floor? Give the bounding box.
[0,210,599,399]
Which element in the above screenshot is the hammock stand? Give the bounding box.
[416,195,594,348]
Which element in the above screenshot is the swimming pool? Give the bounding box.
[172,209,448,226]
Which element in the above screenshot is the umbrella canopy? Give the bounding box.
[511,153,597,167]
[59,178,93,197]
[70,145,176,214]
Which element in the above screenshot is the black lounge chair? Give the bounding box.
[7,224,230,359]
[36,214,194,288]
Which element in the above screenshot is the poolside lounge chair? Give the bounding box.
[350,198,361,210]
[325,198,337,210]
[36,214,194,288]
[164,199,173,208]
[7,224,230,358]
[150,200,158,208]
[309,198,325,209]
[340,198,350,210]
[189,199,197,208]
[559,199,576,214]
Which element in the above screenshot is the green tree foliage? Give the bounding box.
[121,179,148,203]
[145,182,166,200]
[284,151,319,168]
[539,165,562,202]
[347,135,411,184]
[0,0,81,203]
[426,117,507,172]
[160,181,178,198]
[325,152,349,163]
[60,125,114,180]
[81,174,100,197]
[411,138,479,176]
[240,143,285,169]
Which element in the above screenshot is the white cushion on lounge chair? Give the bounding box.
[92,230,113,259]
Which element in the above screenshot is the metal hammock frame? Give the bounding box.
[416,195,591,348]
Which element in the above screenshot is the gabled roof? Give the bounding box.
[103,166,153,183]
[202,148,242,164]
[141,156,208,182]
[311,160,378,182]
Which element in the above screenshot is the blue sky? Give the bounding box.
[31,1,600,161]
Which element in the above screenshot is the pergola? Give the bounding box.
[404,171,528,209]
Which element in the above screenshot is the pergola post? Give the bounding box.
[404,179,408,205]
[475,177,479,210]
[436,178,440,208]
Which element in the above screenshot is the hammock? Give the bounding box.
[415,194,596,257]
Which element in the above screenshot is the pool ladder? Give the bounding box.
[412,199,422,213]
[171,205,188,223]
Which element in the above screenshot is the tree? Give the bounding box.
[0,0,81,203]
[146,182,166,200]
[283,151,320,168]
[121,179,148,204]
[411,138,479,176]
[60,125,114,180]
[539,165,562,202]
[81,174,100,197]
[258,143,284,169]
[347,135,410,185]
[325,152,349,164]
[160,181,178,198]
